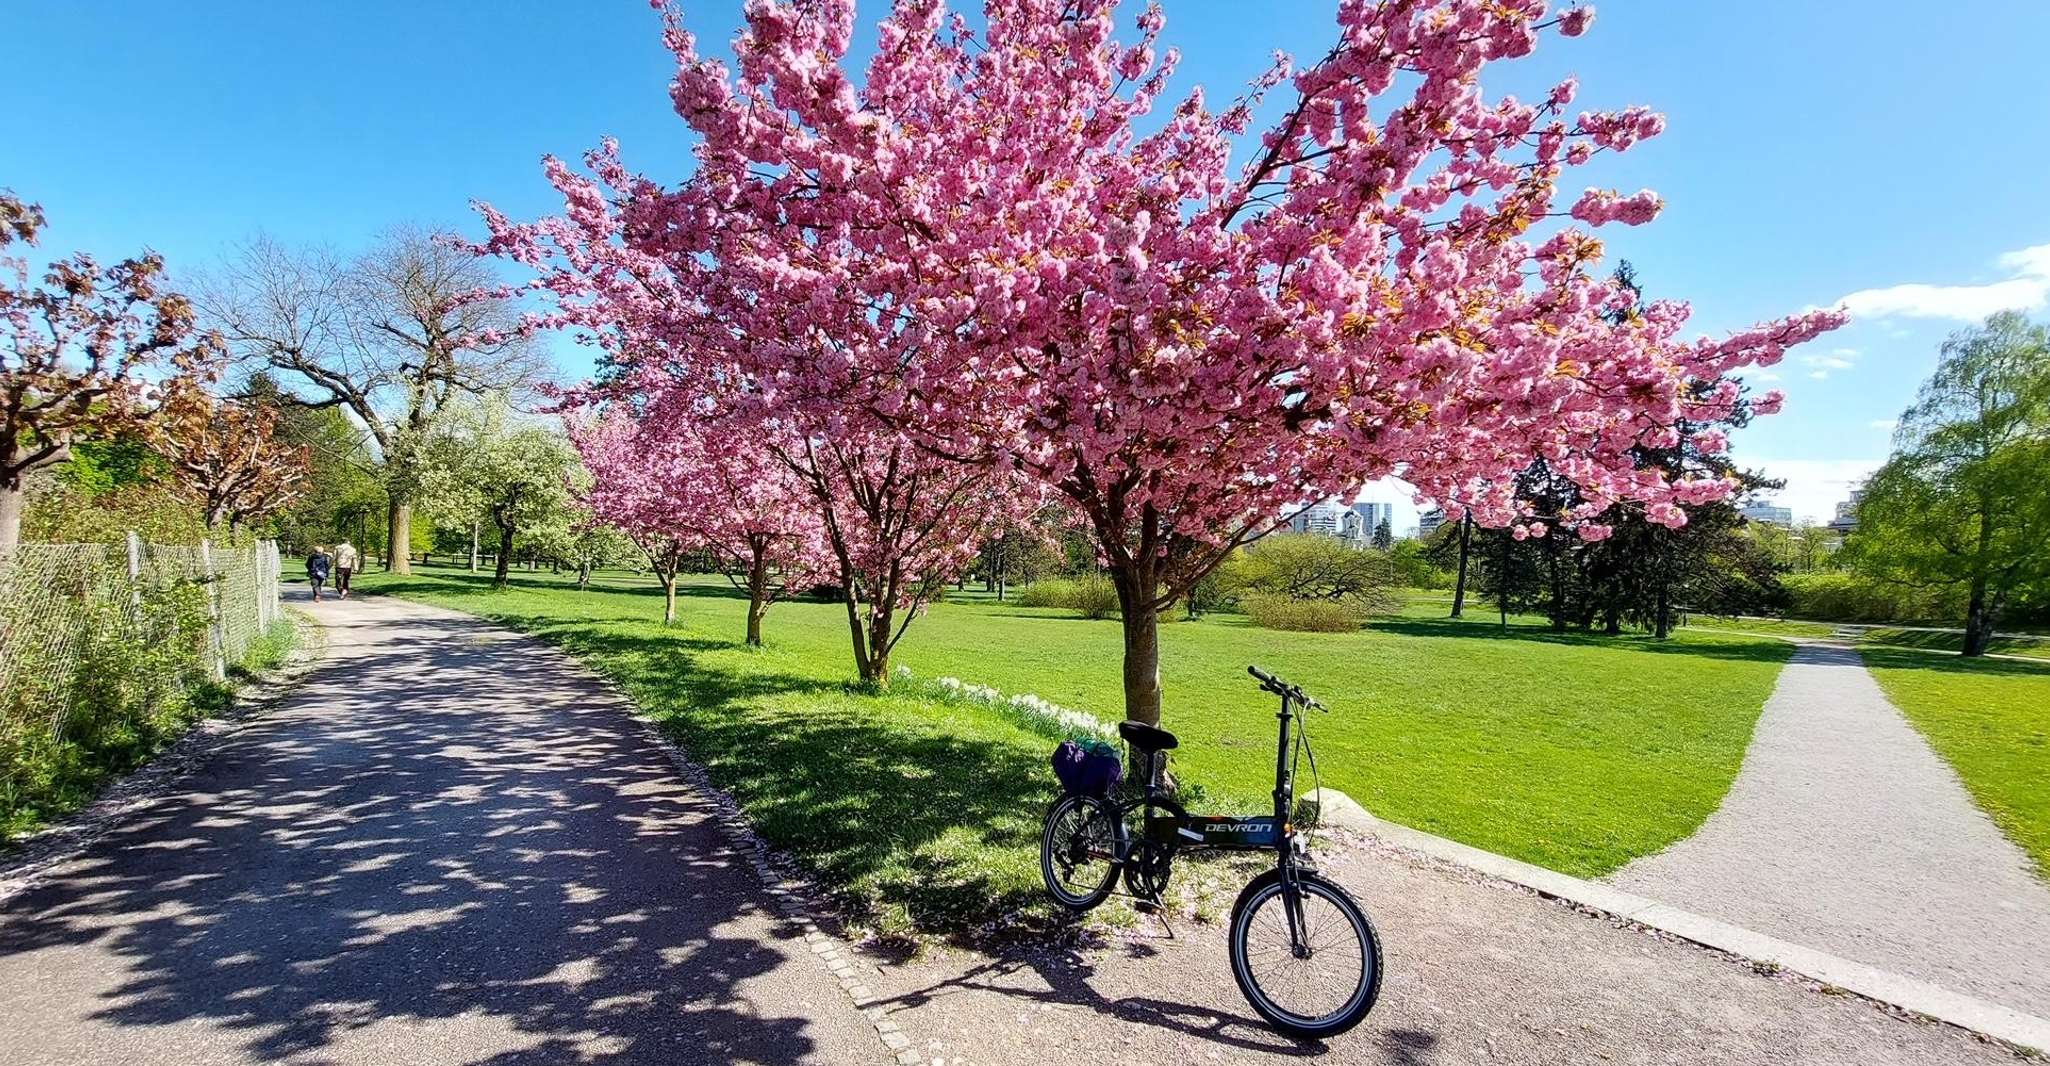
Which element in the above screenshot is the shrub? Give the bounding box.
[1015,577,1078,609]
[1070,574,1120,619]
[1240,591,1371,632]
[1783,571,1958,624]
[1015,574,1121,619]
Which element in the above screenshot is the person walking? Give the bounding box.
[333,540,358,599]
[306,545,332,603]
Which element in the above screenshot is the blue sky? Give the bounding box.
[9,2,2050,527]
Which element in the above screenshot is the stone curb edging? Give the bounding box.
[496,625,919,1066]
[1304,790,2050,1057]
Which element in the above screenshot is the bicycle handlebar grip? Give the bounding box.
[1248,665,1276,684]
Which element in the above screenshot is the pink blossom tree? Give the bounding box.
[569,383,842,647]
[568,406,700,625]
[490,0,1843,725]
[478,167,1013,682]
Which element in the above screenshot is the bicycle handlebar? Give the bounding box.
[1247,665,1325,711]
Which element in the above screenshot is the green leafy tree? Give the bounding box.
[423,403,580,588]
[1849,312,2050,655]
[1224,533,1400,615]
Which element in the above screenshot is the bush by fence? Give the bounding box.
[1015,574,1121,619]
[0,537,287,839]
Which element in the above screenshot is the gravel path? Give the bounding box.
[0,590,883,1066]
[1608,642,2050,1016]
[861,836,2021,1065]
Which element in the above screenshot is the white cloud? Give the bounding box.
[1799,346,1858,379]
[1867,418,1898,431]
[1836,242,2050,321]
[1750,370,1782,382]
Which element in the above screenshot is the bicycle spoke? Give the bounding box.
[1237,882,1371,1027]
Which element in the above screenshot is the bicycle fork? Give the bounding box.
[1272,694,1313,957]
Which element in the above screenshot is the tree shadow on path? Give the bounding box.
[0,607,861,1065]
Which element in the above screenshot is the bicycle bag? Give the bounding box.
[1051,738,1123,798]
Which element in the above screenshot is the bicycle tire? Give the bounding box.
[1228,869,1382,1039]
[1040,793,1123,911]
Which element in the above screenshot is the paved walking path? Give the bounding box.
[1608,642,2050,1016]
[0,591,881,1066]
[863,837,2017,1065]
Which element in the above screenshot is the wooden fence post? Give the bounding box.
[199,539,226,681]
[124,531,144,616]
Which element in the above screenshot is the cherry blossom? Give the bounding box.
[479,0,1845,725]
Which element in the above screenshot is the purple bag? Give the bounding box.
[1052,739,1123,797]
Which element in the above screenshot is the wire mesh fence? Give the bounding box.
[1,538,283,802]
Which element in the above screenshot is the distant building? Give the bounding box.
[1416,509,1448,539]
[1351,501,1393,541]
[1739,500,1793,527]
[1284,499,1394,546]
[1827,483,1866,533]
[1286,500,1348,538]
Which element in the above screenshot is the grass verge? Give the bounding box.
[1861,647,2050,879]
[361,565,1791,936]
[1861,627,2050,661]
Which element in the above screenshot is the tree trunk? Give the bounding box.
[1963,575,1992,657]
[1653,581,1671,639]
[577,563,592,591]
[493,521,514,588]
[1962,505,1997,657]
[1546,536,1566,632]
[0,482,23,555]
[1497,532,1510,629]
[745,547,771,647]
[660,570,678,625]
[1111,563,1164,726]
[386,499,413,574]
[840,585,875,682]
[1451,516,1472,618]
[864,599,895,684]
[1603,603,1622,636]
[468,520,480,572]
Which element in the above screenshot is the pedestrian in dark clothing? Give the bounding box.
[307,546,333,602]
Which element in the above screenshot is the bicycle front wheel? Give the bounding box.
[1228,870,1382,1039]
[1040,793,1123,911]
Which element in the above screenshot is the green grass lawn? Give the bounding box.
[1860,627,2050,661]
[1861,648,2050,878]
[1684,616,1842,639]
[358,565,1791,934]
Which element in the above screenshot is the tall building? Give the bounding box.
[1828,482,1866,533]
[1739,500,1793,527]
[1416,509,1447,538]
[1351,501,1393,540]
[1284,499,1393,546]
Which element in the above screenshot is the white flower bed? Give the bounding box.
[903,667,1117,744]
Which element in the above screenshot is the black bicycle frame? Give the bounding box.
[1084,670,1317,954]
[1131,684,1305,841]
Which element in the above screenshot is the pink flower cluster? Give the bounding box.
[474,0,1846,699]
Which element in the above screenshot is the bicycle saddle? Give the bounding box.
[1118,720,1179,751]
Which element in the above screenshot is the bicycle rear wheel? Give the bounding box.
[1228,870,1381,1039]
[1040,794,1122,910]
